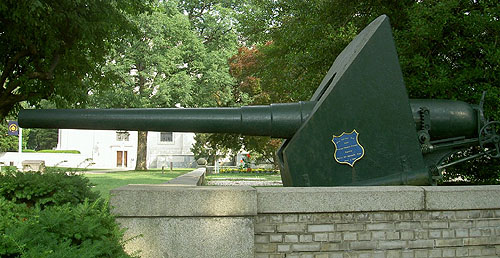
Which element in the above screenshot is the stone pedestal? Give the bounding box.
[110,169,500,257]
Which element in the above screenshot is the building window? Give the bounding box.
[116,131,130,141]
[160,132,173,143]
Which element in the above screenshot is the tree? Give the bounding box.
[238,0,417,101]
[91,1,240,170]
[191,45,288,167]
[191,133,243,165]
[26,128,58,151]
[236,0,499,182]
[191,0,415,166]
[242,137,282,167]
[0,0,147,119]
[395,0,500,117]
[177,0,242,107]
[91,2,203,170]
[228,46,286,166]
[228,46,269,104]
[24,100,58,151]
[395,0,500,184]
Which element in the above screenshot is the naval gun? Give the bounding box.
[19,15,500,186]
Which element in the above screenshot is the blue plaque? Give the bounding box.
[332,129,364,167]
[8,121,19,136]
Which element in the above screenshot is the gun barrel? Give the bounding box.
[409,99,480,140]
[19,101,316,139]
[19,99,481,140]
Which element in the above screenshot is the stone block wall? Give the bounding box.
[254,210,500,258]
[253,186,500,258]
[110,172,500,258]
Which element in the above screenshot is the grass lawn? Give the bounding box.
[48,167,108,172]
[206,172,282,182]
[83,169,193,199]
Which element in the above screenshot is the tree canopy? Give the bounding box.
[88,0,242,169]
[237,0,499,109]
[0,0,147,119]
[396,0,500,118]
[231,0,500,181]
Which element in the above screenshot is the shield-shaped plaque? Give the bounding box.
[332,130,364,167]
[8,121,19,136]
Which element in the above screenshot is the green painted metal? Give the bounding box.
[277,15,429,186]
[409,99,480,140]
[19,99,481,141]
[18,15,499,187]
[19,102,316,139]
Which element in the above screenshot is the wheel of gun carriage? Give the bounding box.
[479,121,500,158]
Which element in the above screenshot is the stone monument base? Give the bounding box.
[110,169,500,258]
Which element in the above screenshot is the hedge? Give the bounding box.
[0,170,136,258]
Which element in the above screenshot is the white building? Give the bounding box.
[57,129,196,169]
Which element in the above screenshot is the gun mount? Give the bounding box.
[19,15,499,186]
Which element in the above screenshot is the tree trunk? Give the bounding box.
[134,62,148,171]
[135,130,148,170]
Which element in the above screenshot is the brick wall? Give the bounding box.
[255,210,500,258]
[111,182,500,258]
[254,186,500,258]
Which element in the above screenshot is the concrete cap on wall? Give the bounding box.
[110,185,257,217]
[422,185,500,210]
[256,186,425,213]
[111,185,500,217]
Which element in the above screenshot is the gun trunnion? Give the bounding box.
[19,15,500,187]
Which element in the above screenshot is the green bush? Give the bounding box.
[0,166,16,173]
[0,171,135,257]
[0,198,134,258]
[0,198,31,256]
[0,170,99,209]
[38,150,81,154]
